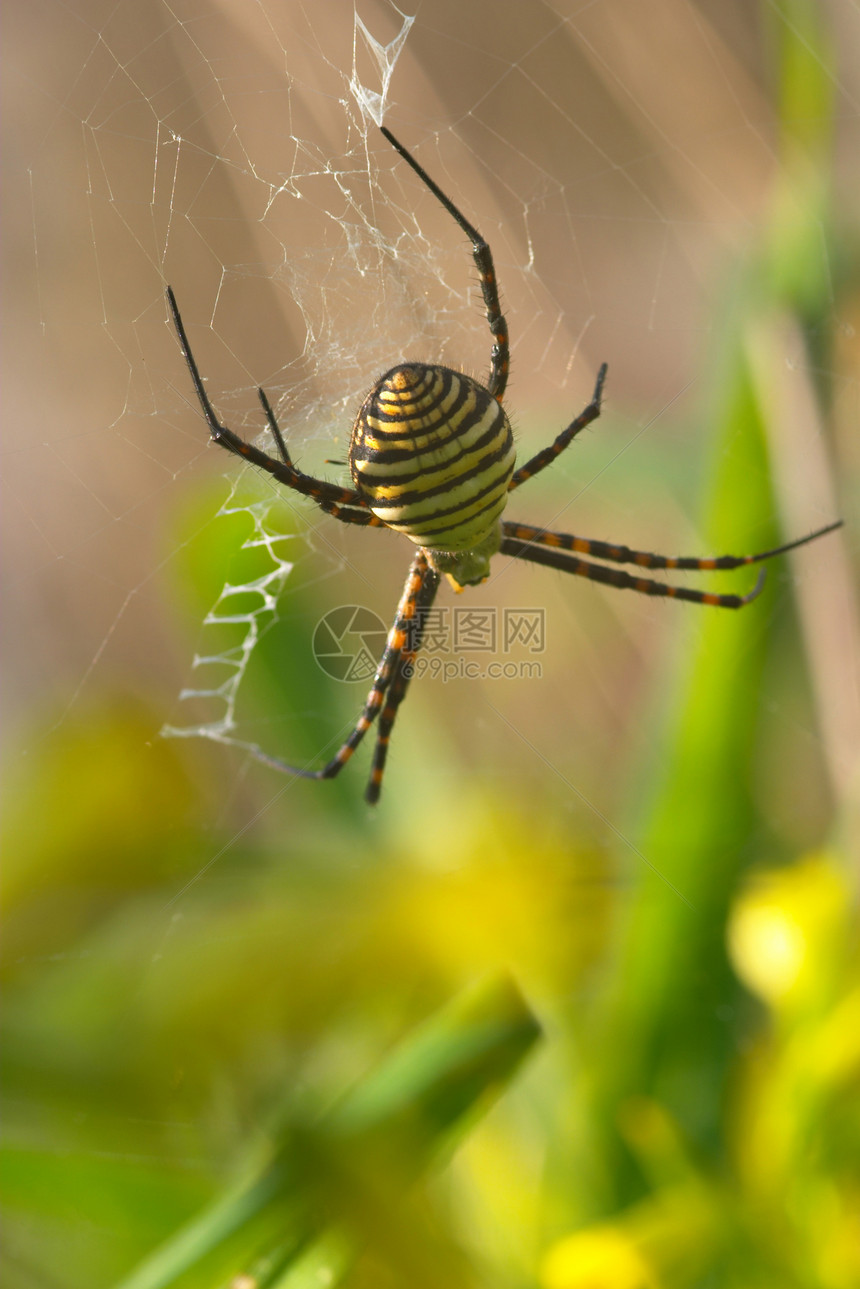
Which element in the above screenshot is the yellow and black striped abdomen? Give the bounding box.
[349,364,516,558]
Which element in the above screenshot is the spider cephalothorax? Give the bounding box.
[168,126,841,803]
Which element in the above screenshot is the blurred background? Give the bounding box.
[2,0,859,1285]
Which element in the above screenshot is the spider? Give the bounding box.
[167,126,842,804]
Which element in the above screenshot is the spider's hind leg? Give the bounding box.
[167,285,375,522]
[257,386,293,466]
[508,363,607,490]
[380,126,511,401]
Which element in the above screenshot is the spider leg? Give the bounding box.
[364,558,441,803]
[502,518,843,571]
[257,385,294,466]
[381,127,511,402]
[259,378,387,527]
[500,536,768,608]
[167,287,372,522]
[314,502,387,527]
[266,551,438,796]
[508,364,608,490]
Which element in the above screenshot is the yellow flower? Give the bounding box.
[727,853,848,1009]
[541,1225,657,1289]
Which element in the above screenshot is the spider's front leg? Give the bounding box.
[363,555,441,803]
[261,551,439,803]
[501,517,843,607]
[167,287,377,525]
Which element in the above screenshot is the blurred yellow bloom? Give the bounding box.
[727,853,848,1008]
[541,1225,657,1289]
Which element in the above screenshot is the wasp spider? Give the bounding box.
[168,127,841,804]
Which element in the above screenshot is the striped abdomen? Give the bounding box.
[349,365,515,579]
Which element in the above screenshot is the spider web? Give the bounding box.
[5,0,858,808]
[158,7,419,766]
